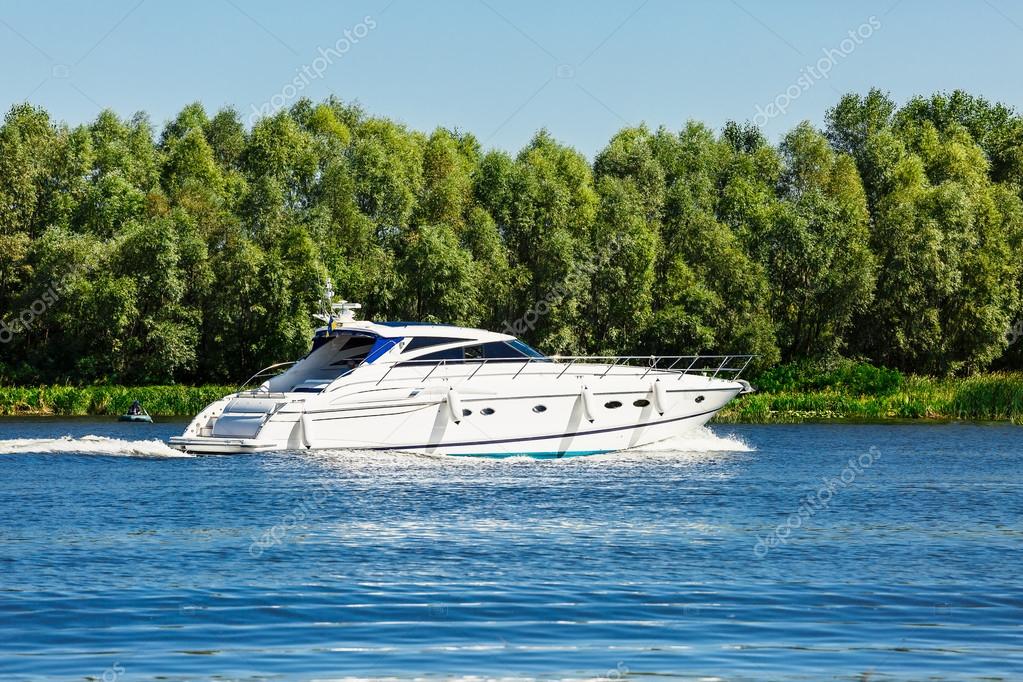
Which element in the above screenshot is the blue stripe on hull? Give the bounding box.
[445,450,611,459]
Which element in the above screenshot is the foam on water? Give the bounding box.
[0,434,192,457]
[629,426,754,453]
[0,425,749,462]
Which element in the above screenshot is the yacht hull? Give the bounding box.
[169,372,745,456]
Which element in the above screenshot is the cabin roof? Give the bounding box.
[315,319,516,343]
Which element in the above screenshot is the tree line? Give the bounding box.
[1,89,1021,385]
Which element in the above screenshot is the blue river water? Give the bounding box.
[0,418,1020,680]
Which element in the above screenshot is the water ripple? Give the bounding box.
[0,419,1021,679]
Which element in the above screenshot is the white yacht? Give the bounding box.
[170,285,754,457]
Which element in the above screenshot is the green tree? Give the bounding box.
[645,122,779,366]
[586,175,658,353]
[758,122,875,359]
[0,104,58,239]
[501,130,597,352]
[395,224,478,324]
[417,128,475,228]
[112,217,198,383]
[349,117,424,237]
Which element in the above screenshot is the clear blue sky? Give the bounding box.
[1,0,1021,157]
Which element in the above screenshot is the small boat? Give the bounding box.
[118,403,153,423]
[170,281,754,456]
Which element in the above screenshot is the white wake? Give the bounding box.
[0,435,192,458]
[627,425,754,453]
[0,427,749,461]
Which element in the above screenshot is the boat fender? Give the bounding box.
[652,379,668,415]
[446,387,463,424]
[300,412,315,449]
[580,385,596,422]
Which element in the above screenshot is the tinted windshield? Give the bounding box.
[403,339,548,363]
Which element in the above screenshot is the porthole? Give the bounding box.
[604,400,622,409]
[462,408,472,417]
[695,395,705,403]
[533,404,547,413]
[633,399,650,407]
[481,407,495,415]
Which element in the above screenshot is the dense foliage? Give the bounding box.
[1,89,1022,385]
[754,358,904,396]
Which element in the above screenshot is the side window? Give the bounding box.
[412,346,464,361]
[506,339,547,359]
[458,341,547,361]
[484,342,525,359]
[459,342,535,361]
[404,336,471,352]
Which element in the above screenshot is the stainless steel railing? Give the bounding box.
[236,354,755,395]
[238,361,298,393]
[372,354,755,386]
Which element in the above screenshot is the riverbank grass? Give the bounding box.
[0,385,236,417]
[715,372,1023,424]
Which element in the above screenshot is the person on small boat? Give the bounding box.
[128,400,143,416]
